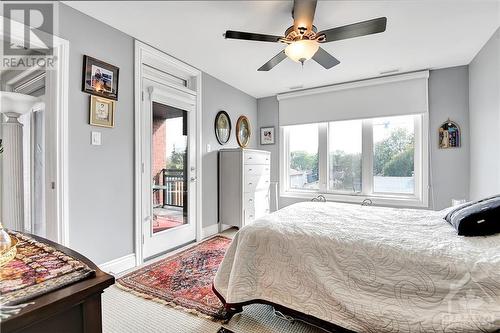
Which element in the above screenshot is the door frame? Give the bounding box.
[134,40,202,265]
[0,16,70,246]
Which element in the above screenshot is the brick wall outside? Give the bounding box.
[152,117,166,205]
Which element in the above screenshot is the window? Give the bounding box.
[287,123,319,190]
[373,116,415,194]
[281,114,428,207]
[328,120,362,193]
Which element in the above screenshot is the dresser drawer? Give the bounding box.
[244,207,256,224]
[244,192,256,210]
[244,152,270,165]
[244,164,270,177]
[244,191,270,219]
[244,175,270,193]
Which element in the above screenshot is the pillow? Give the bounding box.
[444,195,500,236]
[439,201,470,218]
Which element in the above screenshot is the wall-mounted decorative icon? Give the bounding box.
[439,119,460,149]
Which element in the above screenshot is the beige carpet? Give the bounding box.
[103,285,327,333]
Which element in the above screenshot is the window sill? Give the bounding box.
[280,190,429,209]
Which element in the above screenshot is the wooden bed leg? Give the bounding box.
[226,304,243,314]
[222,304,244,323]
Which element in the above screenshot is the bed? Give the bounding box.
[213,201,500,332]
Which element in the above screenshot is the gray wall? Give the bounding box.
[258,67,471,210]
[257,97,279,183]
[428,66,470,209]
[202,73,258,228]
[58,4,135,264]
[469,27,500,200]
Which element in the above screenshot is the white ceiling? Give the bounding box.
[65,1,500,98]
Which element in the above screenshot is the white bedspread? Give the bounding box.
[214,202,500,332]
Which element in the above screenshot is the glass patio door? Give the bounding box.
[142,78,197,259]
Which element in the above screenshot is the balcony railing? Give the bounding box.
[153,169,185,208]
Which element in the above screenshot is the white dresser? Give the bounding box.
[219,149,271,230]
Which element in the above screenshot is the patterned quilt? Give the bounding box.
[214,202,500,332]
[0,232,95,305]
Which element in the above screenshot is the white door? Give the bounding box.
[141,78,197,259]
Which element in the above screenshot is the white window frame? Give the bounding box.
[280,114,429,208]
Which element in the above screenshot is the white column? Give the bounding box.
[2,112,25,232]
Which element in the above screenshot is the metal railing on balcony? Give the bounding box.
[153,169,185,208]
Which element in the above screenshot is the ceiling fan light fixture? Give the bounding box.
[285,39,319,63]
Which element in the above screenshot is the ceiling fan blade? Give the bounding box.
[318,17,387,43]
[224,30,283,43]
[258,50,287,71]
[312,47,340,69]
[292,0,317,33]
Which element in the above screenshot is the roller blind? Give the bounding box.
[278,71,429,126]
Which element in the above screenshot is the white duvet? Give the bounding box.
[214,202,500,332]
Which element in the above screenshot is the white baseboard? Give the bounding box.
[99,253,136,276]
[202,224,219,239]
[221,224,234,232]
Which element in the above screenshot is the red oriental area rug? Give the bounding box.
[117,235,232,320]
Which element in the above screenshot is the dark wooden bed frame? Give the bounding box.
[212,284,355,333]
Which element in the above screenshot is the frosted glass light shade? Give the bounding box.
[285,40,319,63]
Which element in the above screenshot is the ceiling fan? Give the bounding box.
[223,0,387,71]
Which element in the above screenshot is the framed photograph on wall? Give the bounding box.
[82,55,120,100]
[260,126,275,145]
[90,95,115,128]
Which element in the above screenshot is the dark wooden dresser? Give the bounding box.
[1,235,115,333]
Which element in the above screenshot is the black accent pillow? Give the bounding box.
[444,195,500,236]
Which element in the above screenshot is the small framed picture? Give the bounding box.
[260,126,275,145]
[90,95,115,128]
[82,55,119,100]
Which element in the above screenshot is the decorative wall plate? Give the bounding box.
[236,116,251,148]
[214,111,231,145]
